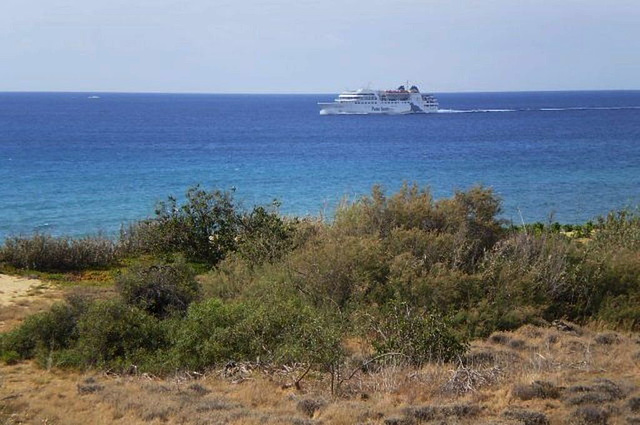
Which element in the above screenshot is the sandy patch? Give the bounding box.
[0,274,49,306]
[0,274,61,332]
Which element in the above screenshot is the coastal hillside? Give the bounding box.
[1,184,639,424]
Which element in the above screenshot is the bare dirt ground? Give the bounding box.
[0,274,62,333]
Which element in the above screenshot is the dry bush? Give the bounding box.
[564,378,627,405]
[552,319,584,335]
[404,405,437,422]
[76,376,104,394]
[187,382,211,396]
[1,234,118,272]
[512,380,562,401]
[440,403,481,418]
[194,399,237,413]
[383,417,415,425]
[518,324,545,339]
[509,338,527,350]
[488,332,512,345]
[503,407,550,425]
[442,364,502,395]
[462,349,498,367]
[594,332,621,345]
[569,405,610,425]
[629,397,640,413]
[296,398,326,418]
[402,403,481,424]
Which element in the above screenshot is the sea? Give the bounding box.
[1,91,639,241]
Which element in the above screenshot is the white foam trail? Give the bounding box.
[539,106,640,111]
[324,106,640,115]
[477,109,517,112]
[436,109,468,114]
[437,108,516,113]
[438,106,640,114]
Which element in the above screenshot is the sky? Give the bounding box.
[1,0,639,93]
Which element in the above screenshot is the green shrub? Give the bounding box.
[0,350,20,365]
[334,183,503,272]
[120,186,298,268]
[73,299,166,369]
[481,232,572,309]
[596,294,640,329]
[236,205,297,265]
[121,186,242,265]
[371,301,468,365]
[116,259,200,319]
[169,297,343,371]
[198,254,259,300]
[0,301,85,361]
[435,186,504,270]
[548,211,640,326]
[0,234,117,271]
[289,234,388,308]
[334,183,443,237]
[385,228,456,270]
[118,220,162,256]
[168,298,246,370]
[592,209,640,251]
[245,297,344,366]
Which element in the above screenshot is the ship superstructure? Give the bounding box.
[318,85,438,115]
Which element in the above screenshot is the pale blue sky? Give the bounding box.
[2,0,639,93]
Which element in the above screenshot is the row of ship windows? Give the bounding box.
[349,98,433,103]
[354,101,406,104]
[353,101,434,104]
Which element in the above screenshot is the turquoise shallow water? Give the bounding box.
[1,91,639,240]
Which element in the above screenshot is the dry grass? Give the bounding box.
[1,323,640,424]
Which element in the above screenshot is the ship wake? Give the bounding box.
[438,106,640,114]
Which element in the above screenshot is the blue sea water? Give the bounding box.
[1,91,639,241]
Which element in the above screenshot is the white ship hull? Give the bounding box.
[318,102,438,115]
[318,85,438,115]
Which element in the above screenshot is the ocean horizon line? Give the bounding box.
[1,88,640,96]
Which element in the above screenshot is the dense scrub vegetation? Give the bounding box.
[1,183,639,379]
[0,234,117,271]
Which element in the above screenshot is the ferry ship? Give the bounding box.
[318,85,438,115]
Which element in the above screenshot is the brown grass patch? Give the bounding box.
[1,323,640,424]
